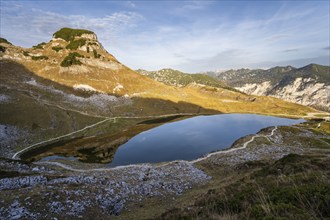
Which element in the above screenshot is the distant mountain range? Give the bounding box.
[136,68,236,91]
[138,65,329,112]
[205,64,330,111]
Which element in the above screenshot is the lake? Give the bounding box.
[106,114,304,167]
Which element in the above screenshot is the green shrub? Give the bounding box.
[52,46,63,52]
[32,42,46,49]
[93,49,101,58]
[60,52,84,67]
[66,39,86,50]
[0,45,6,52]
[31,55,49,60]
[0,37,12,45]
[23,51,30,56]
[88,42,98,46]
[53,28,93,42]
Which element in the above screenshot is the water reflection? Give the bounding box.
[108,114,304,167]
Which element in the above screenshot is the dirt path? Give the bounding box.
[191,126,277,163]
[11,118,111,160]
[11,113,195,160]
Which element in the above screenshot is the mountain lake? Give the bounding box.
[38,114,305,167]
[107,114,304,166]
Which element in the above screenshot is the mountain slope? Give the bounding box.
[136,68,234,91]
[0,28,314,116]
[215,64,330,111]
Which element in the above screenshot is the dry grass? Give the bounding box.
[2,39,317,118]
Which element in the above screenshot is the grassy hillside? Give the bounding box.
[159,154,330,219]
[137,68,235,91]
[1,28,316,118]
[0,59,221,158]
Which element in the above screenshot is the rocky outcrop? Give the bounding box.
[236,78,329,111]
[216,64,330,112]
[80,33,97,41]
[0,159,210,218]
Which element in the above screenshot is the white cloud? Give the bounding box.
[125,1,136,8]
[118,4,329,72]
[1,1,328,72]
[0,3,143,48]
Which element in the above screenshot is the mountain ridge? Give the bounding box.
[210,64,330,111]
[136,68,237,91]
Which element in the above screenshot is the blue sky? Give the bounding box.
[1,0,329,72]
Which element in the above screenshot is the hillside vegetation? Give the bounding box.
[0,37,12,45]
[53,27,94,41]
[137,68,235,91]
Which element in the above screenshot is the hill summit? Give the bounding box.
[51,28,104,57]
[53,27,96,41]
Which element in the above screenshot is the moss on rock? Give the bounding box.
[53,28,94,42]
[66,39,86,50]
[60,52,84,67]
[52,46,63,52]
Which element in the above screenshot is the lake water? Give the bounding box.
[107,114,304,167]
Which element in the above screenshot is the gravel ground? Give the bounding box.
[0,160,210,219]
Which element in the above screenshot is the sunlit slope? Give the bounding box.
[0,28,316,116]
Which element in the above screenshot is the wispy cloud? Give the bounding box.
[1,2,142,47]
[120,4,328,71]
[1,1,329,72]
[283,48,299,53]
[181,1,211,11]
[125,1,136,8]
[265,34,290,43]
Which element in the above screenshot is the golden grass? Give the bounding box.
[4,40,318,118]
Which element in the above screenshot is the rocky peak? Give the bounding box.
[80,33,97,41]
[49,27,109,58]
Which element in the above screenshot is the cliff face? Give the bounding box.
[216,64,330,112]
